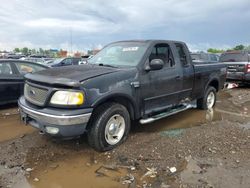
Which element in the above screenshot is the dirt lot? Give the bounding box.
[0,87,250,188]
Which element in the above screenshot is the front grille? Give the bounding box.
[227,64,245,72]
[24,83,49,106]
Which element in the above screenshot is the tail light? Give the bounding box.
[246,64,250,73]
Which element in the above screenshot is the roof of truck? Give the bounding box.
[110,39,185,44]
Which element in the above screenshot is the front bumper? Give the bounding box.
[18,96,93,138]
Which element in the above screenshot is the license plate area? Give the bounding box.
[20,110,29,125]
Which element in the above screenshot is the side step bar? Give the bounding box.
[140,104,194,124]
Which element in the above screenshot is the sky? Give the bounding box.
[0,0,250,52]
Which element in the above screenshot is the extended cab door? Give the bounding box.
[139,42,182,115]
[174,43,194,102]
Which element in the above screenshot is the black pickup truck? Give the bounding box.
[18,40,227,151]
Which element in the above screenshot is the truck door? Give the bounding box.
[139,43,182,115]
[174,43,194,102]
[0,62,22,103]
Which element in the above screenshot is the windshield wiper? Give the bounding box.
[98,63,118,68]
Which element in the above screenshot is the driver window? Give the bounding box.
[149,44,175,68]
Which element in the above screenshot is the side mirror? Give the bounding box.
[147,59,164,71]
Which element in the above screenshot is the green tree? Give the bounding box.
[207,48,224,53]
[245,45,250,51]
[39,48,44,55]
[14,48,20,53]
[21,47,29,55]
[233,44,245,51]
[31,49,37,55]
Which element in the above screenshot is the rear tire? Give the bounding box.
[87,103,131,151]
[197,86,216,110]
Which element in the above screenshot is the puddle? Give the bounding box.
[136,91,250,133]
[0,106,35,142]
[135,108,223,133]
[160,129,185,137]
[26,155,138,188]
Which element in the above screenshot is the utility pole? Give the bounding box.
[70,28,73,56]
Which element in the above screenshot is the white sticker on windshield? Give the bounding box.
[122,47,139,52]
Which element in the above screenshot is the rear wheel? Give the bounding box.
[87,103,130,151]
[197,86,216,110]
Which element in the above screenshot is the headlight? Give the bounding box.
[50,91,84,105]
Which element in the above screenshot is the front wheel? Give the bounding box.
[87,103,131,151]
[197,86,217,110]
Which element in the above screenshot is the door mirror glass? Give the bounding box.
[148,59,164,71]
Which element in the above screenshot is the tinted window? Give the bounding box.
[175,44,189,66]
[149,43,175,67]
[15,62,46,74]
[219,52,249,62]
[0,63,13,75]
[62,58,72,65]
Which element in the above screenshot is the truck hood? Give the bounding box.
[25,64,121,87]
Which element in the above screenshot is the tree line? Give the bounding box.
[207,44,250,53]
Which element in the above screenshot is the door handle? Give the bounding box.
[175,76,181,80]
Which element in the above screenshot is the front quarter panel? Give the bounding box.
[81,68,139,109]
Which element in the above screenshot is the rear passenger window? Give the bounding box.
[0,63,13,75]
[175,44,189,66]
[149,43,175,68]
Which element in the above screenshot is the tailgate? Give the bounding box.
[225,62,247,73]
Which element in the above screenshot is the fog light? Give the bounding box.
[45,127,59,135]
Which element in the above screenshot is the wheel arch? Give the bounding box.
[91,93,138,121]
[206,78,219,92]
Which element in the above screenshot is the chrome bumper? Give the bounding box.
[19,102,91,126]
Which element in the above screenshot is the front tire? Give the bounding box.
[197,86,217,110]
[87,103,131,151]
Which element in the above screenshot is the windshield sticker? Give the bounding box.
[122,47,139,52]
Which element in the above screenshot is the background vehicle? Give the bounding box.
[22,57,54,65]
[0,59,48,105]
[219,50,250,84]
[191,52,219,63]
[19,40,227,151]
[6,53,25,59]
[47,57,82,67]
[80,55,94,64]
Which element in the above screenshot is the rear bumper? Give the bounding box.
[226,72,250,82]
[18,96,93,138]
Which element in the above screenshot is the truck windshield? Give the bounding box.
[88,42,148,67]
[219,52,249,62]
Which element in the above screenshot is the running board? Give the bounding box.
[140,104,194,124]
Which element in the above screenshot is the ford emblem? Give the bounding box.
[29,90,36,96]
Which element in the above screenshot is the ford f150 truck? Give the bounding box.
[219,50,250,84]
[18,40,227,151]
